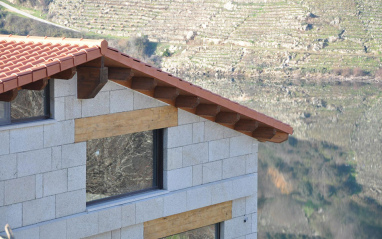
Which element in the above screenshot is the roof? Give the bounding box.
[0,34,293,143]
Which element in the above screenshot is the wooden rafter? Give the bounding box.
[234,119,258,132]
[108,67,134,81]
[154,87,179,100]
[51,67,76,80]
[253,127,276,139]
[196,104,221,117]
[77,57,108,99]
[269,131,289,143]
[131,77,157,91]
[215,112,240,125]
[0,89,18,102]
[175,95,200,108]
[22,78,49,91]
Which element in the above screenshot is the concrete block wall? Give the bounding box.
[0,76,258,239]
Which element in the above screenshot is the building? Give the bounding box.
[0,35,293,239]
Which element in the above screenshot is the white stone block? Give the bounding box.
[251,213,257,233]
[53,76,77,97]
[178,109,200,125]
[246,233,257,239]
[101,81,126,92]
[120,224,143,239]
[246,195,257,214]
[66,212,99,239]
[43,169,68,196]
[68,165,86,191]
[0,154,16,180]
[65,95,82,120]
[204,121,225,141]
[164,147,182,171]
[13,225,39,239]
[0,181,4,206]
[4,176,35,205]
[135,197,163,223]
[23,196,55,226]
[211,180,233,205]
[111,229,121,239]
[110,89,134,113]
[0,130,9,155]
[98,206,122,234]
[192,122,204,143]
[56,189,86,218]
[62,142,86,168]
[208,138,229,162]
[223,155,247,179]
[36,174,43,199]
[164,167,192,191]
[163,191,187,217]
[223,216,252,239]
[54,96,65,121]
[121,203,136,228]
[40,220,67,239]
[17,148,51,177]
[133,91,165,110]
[82,91,110,117]
[230,135,253,157]
[166,124,193,148]
[192,164,202,186]
[51,146,62,170]
[10,126,43,153]
[0,203,22,230]
[84,232,111,239]
[187,186,211,211]
[246,154,258,174]
[182,142,208,167]
[44,120,74,147]
[232,175,256,199]
[202,161,222,184]
[252,140,258,154]
[232,198,246,218]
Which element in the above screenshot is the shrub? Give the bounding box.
[375,68,382,79]
[353,67,367,77]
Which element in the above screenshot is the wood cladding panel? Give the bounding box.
[144,201,232,239]
[75,105,178,142]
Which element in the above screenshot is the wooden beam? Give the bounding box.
[268,131,289,143]
[215,112,240,125]
[196,104,221,117]
[131,77,157,91]
[22,79,48,91]
[108,67,134,81]
[51,67,76,80]
[75,106,178,142]
[0,89,18,102]
[154,87,179,100]
[175,95,200,108]
[77,57,108,99]
[253,127,276,139]
[234,119,258,132]
[144,201,232,239]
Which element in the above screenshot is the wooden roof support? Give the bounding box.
[234,119,258,132]
[268,131,289,143]
[253,127,276,139]
[77,57,108,99]
[22,78,49,91]
[51,67,76,80]
[131,77,157,91]
[196,104,221,117]
[108,67,134,81]
[154,87,179,100]
[0,89,18,102]
[215,112,240,125]
[175,95,200,109]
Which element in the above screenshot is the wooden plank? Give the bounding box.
[75,105,178,142]
[252,127,276,139]
[22,78,48,91]
[175,95,200,108]
[77,66,108,99]
[108,67,134,81]
[131,77,157,91]
[144,201,232,239]
[154,87,179,100]
[196,104,221,117]
[235,120,258,132]
[268,131,289,143]
[51,67,76,80]
[215,112,240,125]
[0,89,18,102]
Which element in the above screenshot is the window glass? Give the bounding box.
[162,224,219,239]
[11,87,49,121]
[86,130,162,203]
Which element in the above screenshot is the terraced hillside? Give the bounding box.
[48,0,382,76]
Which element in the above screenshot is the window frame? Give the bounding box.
[86,128,164,206]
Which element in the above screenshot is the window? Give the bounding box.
[161,224,220,239]
[0,84,50,126]
[86,129,163,204]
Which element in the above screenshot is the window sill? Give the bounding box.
[86,189,169,212]
[0,119,56,131]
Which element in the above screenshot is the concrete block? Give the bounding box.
[82,91,110,117]
[121,203,136,228]
[53,76,76,97]
[120,224,143,239]
[111,229,121,239]
[166,124,193,148]
[0,130,9,155]
[17,148,51,177]
[182,142,208,167]
[54,96,65,121]
[192,122,204,143]
[110,89,134,113]
[56,189,86,218]
[0,154,16,180]
[178,109,200,125]
[135,197,163,223]
[232,198,246,218]
[98,206,122,234]
[223,126,241,138]
[23,196,55,226]
[230,135,253,157]
[40,220,67,239]
[133,91,165,110]
[0,181,4,206]
[232,175,256,199]
[223,216,252,239]
[204,121,225,141]
[246,233,257,239]
[13,225,39,239]
[62,142,86,168]
[202,161,222,184]
[10,126,43,153]
[252,213,257,233]
[101,81,126,92]
[65,95,82,120]
[66,212,99,239]
[187,185,211,211]
[211,180,233,205]
[252,140,258,154]
[84,232,111,239]
[246,154,258,174]
[164,167,192,191]
[164,147,182,171]
[223,155,247,179]
[51,146,62,170]
[0,203,22,230]
[36,174,43,199]
[44,120,74,147]
[163,191,187,217]
[192,164,202,186]
[68,165,86,191]
[246,195,257,214]
[4,175,35,205]
[43,169,68,196]
[208,138,229,162]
